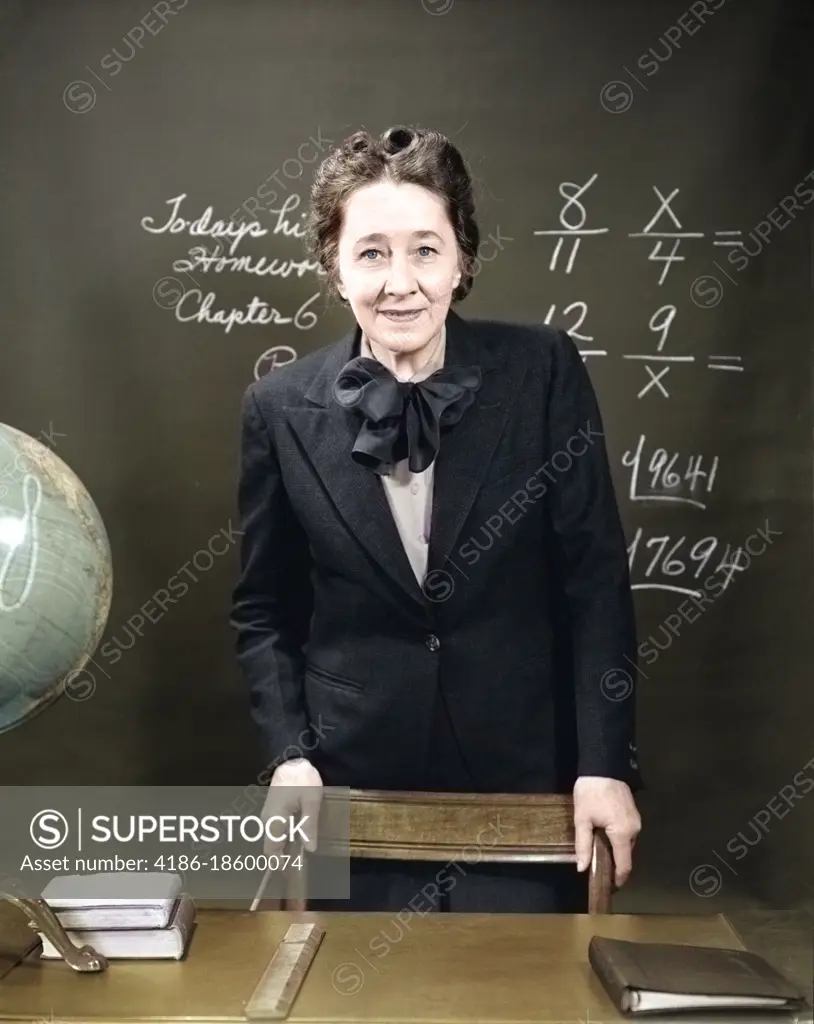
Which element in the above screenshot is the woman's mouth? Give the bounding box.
[379,309,424,322]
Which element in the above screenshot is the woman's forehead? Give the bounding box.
[346,179,440,206]
[341,183,453,240]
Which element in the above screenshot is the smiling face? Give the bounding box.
[335,180,462,355]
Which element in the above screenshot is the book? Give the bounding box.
[39,893,196,961]
[39,872,183,930]
[589,936,808,1015]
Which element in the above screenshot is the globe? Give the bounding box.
[0,423,112,734]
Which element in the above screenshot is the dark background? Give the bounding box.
[0,0,811,913]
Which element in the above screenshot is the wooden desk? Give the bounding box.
[0,910,810,1023]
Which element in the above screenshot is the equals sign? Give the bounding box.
[708,355,743,371]
[713,230,744,247]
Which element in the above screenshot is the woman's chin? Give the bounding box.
[370,326,432,352]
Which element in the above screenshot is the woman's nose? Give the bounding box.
[384,254,418,294]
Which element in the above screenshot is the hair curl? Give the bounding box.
[304,125,480,304]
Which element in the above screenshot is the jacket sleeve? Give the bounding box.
[543,329,643,790]
[230,383,315,770]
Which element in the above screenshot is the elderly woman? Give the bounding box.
[231,125,642,913]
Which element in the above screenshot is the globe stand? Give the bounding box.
[0,895,108,978]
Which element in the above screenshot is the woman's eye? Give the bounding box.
[417,245,437,257]
[360,249,381,260]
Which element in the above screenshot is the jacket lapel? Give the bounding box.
[284,309,523,610]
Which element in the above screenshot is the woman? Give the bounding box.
[231,125,642,913]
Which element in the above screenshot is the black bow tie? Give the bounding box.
[332,355,483,476]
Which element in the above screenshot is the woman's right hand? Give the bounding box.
[261,758,324,856]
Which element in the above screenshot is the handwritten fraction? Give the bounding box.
[535,175,745,395]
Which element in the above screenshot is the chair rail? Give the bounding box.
[273,788,614,914]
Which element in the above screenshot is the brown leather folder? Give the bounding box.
[589,935,808,1015]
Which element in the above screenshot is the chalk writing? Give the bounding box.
[621,305,741,398]
[628,186,701,284]
[713,230,744,248]
[173,288,320,335]
[141,193,266,255]
[532,176,756,627]
[174,243,320,280]
[627,186,746,284]
[533,173,608,273]
[628,527,746,597]
[143,193,322,336]
[543,301,598,347]
[623,435,719,509]
[253,346,298,380]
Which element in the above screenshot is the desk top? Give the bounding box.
[0,910,808,1023]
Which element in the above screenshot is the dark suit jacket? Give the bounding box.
[230,309,643,794]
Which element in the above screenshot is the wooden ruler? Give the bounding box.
[244,922,325,1020]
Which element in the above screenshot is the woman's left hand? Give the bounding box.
[573,776,641,887]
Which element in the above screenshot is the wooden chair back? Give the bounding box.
[278,789,614,913]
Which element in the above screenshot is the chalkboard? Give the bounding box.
[0,0,811,909]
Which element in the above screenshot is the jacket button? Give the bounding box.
[426,634,440,651]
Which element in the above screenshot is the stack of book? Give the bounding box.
[37,872,196,960]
